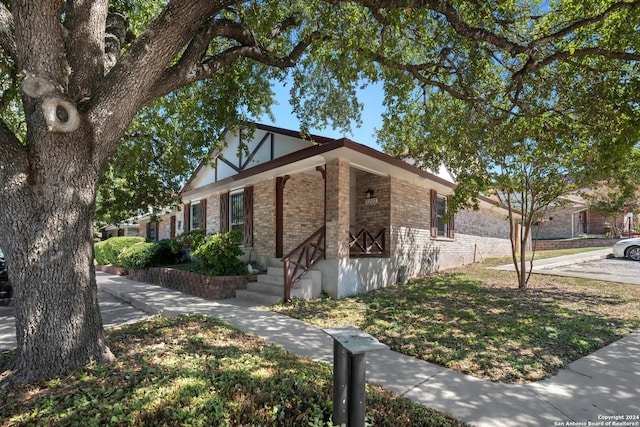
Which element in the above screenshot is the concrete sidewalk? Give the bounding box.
[97,271,640,427]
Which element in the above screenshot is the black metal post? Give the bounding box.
[332,341,350,427]
[348,353,367,427]
[323,327,388,427]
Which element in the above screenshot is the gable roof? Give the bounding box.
[181,123,507,211]
[180,123,336,193]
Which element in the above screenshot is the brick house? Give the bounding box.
[533,194,610,239]
[138,208,178,242]
[99,223,140,240]
[142,124,516,302]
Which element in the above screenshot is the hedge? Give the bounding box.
[118,239,182,270]
[96,236,145,267]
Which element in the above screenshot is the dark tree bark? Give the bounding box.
[0,0,312,384]
[4,128,113,382]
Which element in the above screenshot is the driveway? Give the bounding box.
[493,248,640,285]
[540,257,640,285]
[0,291,151,350]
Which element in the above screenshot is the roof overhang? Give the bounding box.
[182,138,509,213]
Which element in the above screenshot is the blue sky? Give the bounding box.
[258,80,385,150]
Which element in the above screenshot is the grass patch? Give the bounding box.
[0,315,465,427]
[482,247,609,267]
[271,253,639,384]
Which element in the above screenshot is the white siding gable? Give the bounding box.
[187,126,316,190]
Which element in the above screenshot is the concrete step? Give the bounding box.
[267,266,284,277]
[246,280,282,296]
[234,289,282,306]
[258,273,284,286]
[234,268,322,305]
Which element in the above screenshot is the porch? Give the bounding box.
[242,159,394,302]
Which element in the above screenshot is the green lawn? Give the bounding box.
[0,315,465,427]
[271,250,640,383]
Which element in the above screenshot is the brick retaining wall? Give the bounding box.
[127,268,248,300]
[95,265,129,276]
[533,238,618,251]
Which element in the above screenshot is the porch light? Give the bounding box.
[365,189,374,199]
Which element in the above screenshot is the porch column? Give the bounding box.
[325,159,351,259]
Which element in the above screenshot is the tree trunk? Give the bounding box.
[1,127,114,384]
[519,234,527,290]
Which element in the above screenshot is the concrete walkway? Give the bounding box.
[96,270,640,427]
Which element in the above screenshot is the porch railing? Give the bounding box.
[282,226,326,302]
[349,225,386,256]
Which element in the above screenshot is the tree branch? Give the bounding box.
[13,0,69,84]
[65,0,109,101]
[268,16,299,40]
[89,1,243,163]
[0,2,16,58]
[146,18,321,104]
[530,1,640,49]
[0,117,20,146]
[351,0,640,78]
[369,51,478,102]
[0,118,26,179]
[520,48,640,76]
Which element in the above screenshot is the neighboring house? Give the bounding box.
[175,123,515,300]
[138,208,181,242]
[99,223,140,240]
[533,194,609,239]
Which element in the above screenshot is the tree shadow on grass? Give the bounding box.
[353,273,637,383]
[0,314,465,427]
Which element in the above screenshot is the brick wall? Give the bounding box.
[533,238,618,251]
[95,265,128,276]
[158,216,172,240]
[390,176,431,230]
[587,212,608,235]
[387,176,513,274]
[456,207,511,239]
[325,159,351,258]
[253,179,276,259]
[205,194,220,234]
[534,206,609,239]
[283,171,325,254]
[138,222,147,239]
[354,172,390,227]
[127,267,247,300]
[534,205,578,239]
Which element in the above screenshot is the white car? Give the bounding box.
[612,238,640,261]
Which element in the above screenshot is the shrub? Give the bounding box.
[191,230,247,276]
[118,242,156,270]
[93,240,108,265]
[101,236,146,266]
[118,239,182,270]
[169,229,206,254]
[152,239,183,265]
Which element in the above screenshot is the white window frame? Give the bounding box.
[190,201,202,230]
[436,195,448,237]
[229,190,244,232]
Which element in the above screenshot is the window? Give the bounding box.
[190,202,201,230]
[220,188,253,246]
[230,191,244,231]
[430,189,455,239]
[147,221,158,242]
[436,195,448,236]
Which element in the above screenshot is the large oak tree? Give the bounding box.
[1,0,639,383]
